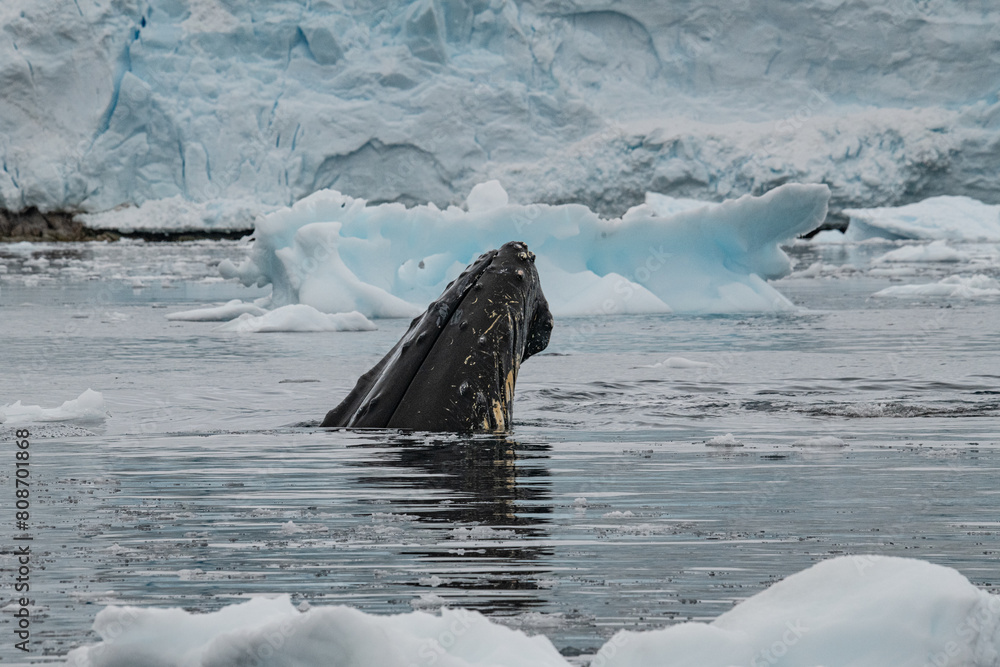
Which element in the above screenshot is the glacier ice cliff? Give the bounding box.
[1,0,998,220]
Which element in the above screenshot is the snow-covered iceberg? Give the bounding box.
[63,556,1000,667]
[845,196,1000,242]
[218,182,830,317]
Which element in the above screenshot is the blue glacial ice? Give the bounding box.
[1,0,999,220]
[214,181,830,318]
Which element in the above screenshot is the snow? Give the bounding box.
[0,389,106,424]
[64,556,1000,667]
[844,196,1000,242]
[212,305,376,333]
[873,275,1000,300]
[2,1,999,222]
[218,182,830,317]
[872,240,969,264]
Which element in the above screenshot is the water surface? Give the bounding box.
[1,239,998,662]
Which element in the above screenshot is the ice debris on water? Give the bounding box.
[873,274,1000,299]
[0,389,106,425]
[706,433,744,447]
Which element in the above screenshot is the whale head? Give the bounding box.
[322,241,552,432]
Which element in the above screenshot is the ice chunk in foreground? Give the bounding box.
[64,556,999,667]
[219,182,830,318]
[213,305,376,333]
[599,556,1000,667]
[64,598,567,667]
[0,389,105,424]
[873,274,1000,299]
[844,196,1000,242]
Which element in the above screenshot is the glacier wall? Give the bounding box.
[1,0,998,218]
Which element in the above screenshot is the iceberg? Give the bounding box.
[218,182,830,317]
[63,556,1000,667]
[845,196,1000,242]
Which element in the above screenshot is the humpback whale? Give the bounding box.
[321,241,553,431]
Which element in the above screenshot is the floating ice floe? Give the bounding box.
[218,182,830,318]
[0,389,106,424]
[844,196,1000,242]
[873,274,1000,299]
[212,304,375,333]
[166,299,267,321]
[872,240,969,264]
[64,556,1000,667]
[648,357,714,369]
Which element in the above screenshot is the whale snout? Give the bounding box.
[322,241,552,432]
